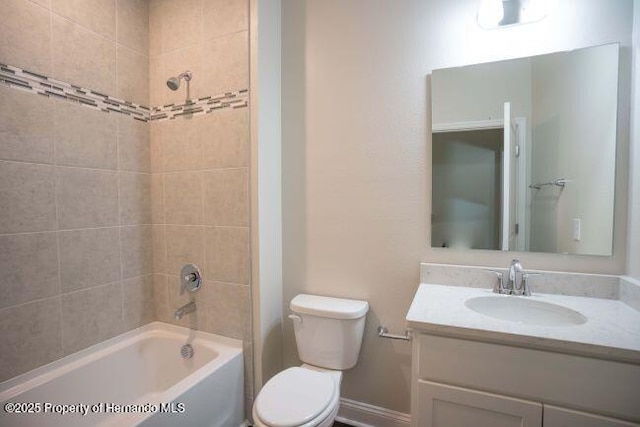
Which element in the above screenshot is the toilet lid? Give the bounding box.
[255,367,336,427]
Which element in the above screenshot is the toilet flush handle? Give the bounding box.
[288,314,302,323]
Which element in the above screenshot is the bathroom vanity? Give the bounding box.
[406,269,640,427]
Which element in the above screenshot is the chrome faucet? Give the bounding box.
[491,259,535,296]
[508,259,537,296]
[174,301,196,320]
[173,264,201,320]
[508,259,524,295]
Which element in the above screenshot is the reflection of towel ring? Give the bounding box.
[529,178,569,190]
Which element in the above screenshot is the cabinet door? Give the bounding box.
[416,380,542,427]
[544,405,640,427]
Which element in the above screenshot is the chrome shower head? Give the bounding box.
[166,71,193,91]
[166,77,180,90]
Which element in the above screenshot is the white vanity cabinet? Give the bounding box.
[544,406,640,427]
[410,333,640,427]
[417,380,542,427]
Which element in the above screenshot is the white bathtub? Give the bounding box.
[0,322,244,427]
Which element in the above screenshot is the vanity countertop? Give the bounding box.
[406,283,640,364]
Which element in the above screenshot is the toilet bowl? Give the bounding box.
[252,294,368,427]
[252,366,342,427]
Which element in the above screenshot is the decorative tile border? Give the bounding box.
[0,63,151,121]
[149,89,248,122]
[0,63,248,122]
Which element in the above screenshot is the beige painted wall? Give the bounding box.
[0,0,151,382]
[281,0,635,414]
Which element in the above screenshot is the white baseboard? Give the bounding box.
[336,398,411,427]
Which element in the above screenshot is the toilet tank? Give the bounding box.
[290,294,369,370]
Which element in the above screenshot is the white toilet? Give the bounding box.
[252,294,369,427]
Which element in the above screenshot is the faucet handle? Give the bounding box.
[489,270,506,294]
[180,264,202,295]
[521,273,540,296]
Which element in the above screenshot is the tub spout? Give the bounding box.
[174,301,196,320]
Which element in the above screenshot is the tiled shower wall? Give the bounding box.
[1,0,252,402]
[0,0,151,381]
[148,0,253,408]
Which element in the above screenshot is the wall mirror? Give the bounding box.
[431,43,619,256]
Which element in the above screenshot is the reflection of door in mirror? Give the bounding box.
[504,104,528,253]
[431,106,524,251]
[432,126,504,250]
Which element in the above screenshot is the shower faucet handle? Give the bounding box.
[180,264,202,295]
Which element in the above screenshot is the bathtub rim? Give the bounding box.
[0,321,244,403]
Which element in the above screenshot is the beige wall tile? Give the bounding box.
[120,225,153,278]
[59,227,121,292]
[161,45,203,104]
[200,280,249,339]
[0,297,62,382]
[150,123,163,172]
[161,117,202,171]
[31,0,51,8]
[123,275,154,329]
[165,225,204,277]
[61,282,123,354]
[119,172,152,225]
[0,161,56,233]
[0,233,59,309]
[164,172,203,225]
[56,167,119,229]
[204,226,249,284]
[54,101,118,169]
[0,0,51,75]
[151,174,165,224]
[0,87,54,164]
[203,168,248,226]
[201,107,249,168]
[118,115,150,172]
[152,224,166,274]
[116,0,148,54]
[201,31,248,94]
[159,0,203,54]
[117,47,150,106]
[52,15,116,94]
[148,0,162,57]
[149,56,163,107]
[203,0,248,41]
[52,0,116,39]
[152,273,171,322]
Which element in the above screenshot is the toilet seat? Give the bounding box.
[254,367,338,427]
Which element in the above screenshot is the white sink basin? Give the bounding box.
[465,296,588,327]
